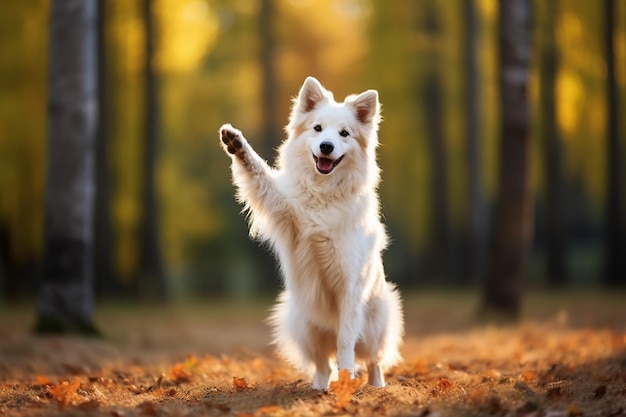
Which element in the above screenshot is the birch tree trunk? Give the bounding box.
[36,0,99,334]
[482,0,532,318]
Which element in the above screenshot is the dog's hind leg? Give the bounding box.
[312,356,333,391]
[367,363,384,388]
[306,326,336,391]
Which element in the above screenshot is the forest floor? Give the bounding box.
[1,290,625,417]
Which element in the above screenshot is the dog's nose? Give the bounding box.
[320,141,334,155]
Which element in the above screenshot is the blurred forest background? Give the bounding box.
[0,0,625,304]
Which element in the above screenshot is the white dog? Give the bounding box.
[219,76,403,390]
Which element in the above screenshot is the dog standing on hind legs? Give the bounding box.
[219,76,403,390]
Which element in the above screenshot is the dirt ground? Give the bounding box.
[1,290,625,417]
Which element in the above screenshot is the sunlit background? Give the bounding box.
[0,0,625,302]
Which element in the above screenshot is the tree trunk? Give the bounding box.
[462,0,486,286]
[36,0,99,334]
[94,0,118,298]
[482,0,532,318]
[539,0,568,286]
[137,0,167,301]
[604,0,626,286]
[422,6,453,284]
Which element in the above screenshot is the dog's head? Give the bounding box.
[282,77,381,179]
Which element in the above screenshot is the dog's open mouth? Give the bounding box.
[313,154,344,175]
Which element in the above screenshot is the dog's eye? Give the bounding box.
[339,130,350,137]
[313,125,322,132]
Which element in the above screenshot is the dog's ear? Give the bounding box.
[296,77,327,113]
[349,90,380,125]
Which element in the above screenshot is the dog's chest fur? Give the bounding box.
[274,183,374,329]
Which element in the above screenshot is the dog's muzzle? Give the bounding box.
[313,153,344,175]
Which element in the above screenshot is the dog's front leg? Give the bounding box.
[219,124,286,221]
[336,292,364,378]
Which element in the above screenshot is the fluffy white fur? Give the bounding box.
[219,76,403,390]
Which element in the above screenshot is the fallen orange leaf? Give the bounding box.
[437,377,453,391]
[329,369,363,408]
[48,378,80,407]
[233,376,249,391]
[521,369,536,381]
[410,359,429,375]
[169,363,192,383]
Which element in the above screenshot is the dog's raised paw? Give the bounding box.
[220,125,244,155]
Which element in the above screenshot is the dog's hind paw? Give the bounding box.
[219,124,246,156]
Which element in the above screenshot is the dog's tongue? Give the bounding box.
[317,157,334,172]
